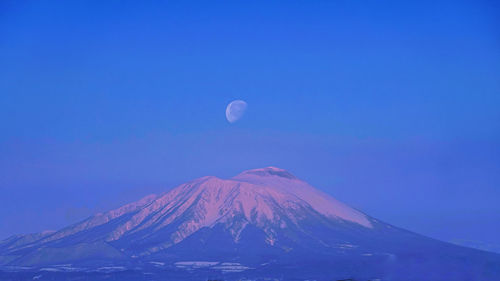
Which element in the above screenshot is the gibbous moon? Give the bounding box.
[226,100,247,123]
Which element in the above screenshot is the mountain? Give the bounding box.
[1,167,499,281]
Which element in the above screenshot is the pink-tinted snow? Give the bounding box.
[39,167,372,250]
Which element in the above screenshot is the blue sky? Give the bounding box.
[1,0,499,249]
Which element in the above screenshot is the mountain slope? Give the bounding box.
[1,167,500,280]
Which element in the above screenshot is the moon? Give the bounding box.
[225,100,247,123]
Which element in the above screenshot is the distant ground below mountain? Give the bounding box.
[1,167,499,281]
[450,239,500,255]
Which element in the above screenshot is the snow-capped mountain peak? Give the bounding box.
[10,167,372,257]
[33,168,372,252]
[234,166,298,180]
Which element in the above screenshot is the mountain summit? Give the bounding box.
[1,167,499,280]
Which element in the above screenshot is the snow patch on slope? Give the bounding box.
[233,167,372,228]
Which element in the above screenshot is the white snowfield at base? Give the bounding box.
[174,261,252,272]
[148,261,165,266]
[91,266,127,273]
[174,261,219,268]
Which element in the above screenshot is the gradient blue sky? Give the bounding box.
[1,1,499,249]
